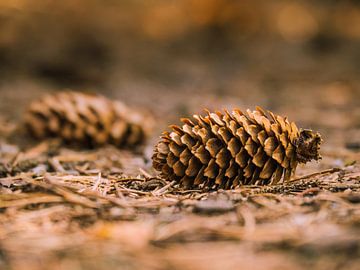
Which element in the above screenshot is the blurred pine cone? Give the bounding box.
[153,107,322,189]
[25,91,150,148]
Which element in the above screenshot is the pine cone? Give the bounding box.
[153,107,322,189]
[25,91,150,148]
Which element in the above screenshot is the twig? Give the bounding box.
[92,172,103,191]
[0,194,64,208]
[174,189,203,194]
[289,168,342,183]
[116,186,151,195]
[152,180,177,196]
[77,188,130,208]
[39,175,99,208]
[48,157,67,173]
[139,168,153,179]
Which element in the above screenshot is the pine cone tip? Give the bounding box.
[295,129,322,163]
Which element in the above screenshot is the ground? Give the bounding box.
[0,86,359,269]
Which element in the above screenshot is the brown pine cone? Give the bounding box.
[25,91,150,148]
[153,107,322,189]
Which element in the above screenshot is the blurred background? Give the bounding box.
[0,0,359,154]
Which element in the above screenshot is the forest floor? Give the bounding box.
[0,75,359,270]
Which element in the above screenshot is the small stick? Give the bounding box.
[116,186,151,195]
[289,168,342,183]
[48,157,66,173]
[92,172,103,191]
[139,168,153,179]
[40,175,99,208]
[152,180,176,196]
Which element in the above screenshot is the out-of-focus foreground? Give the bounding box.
[0,1,359,270]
